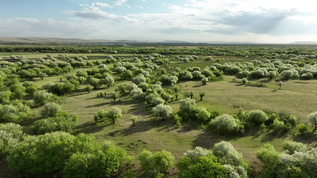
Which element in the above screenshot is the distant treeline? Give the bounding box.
[1,44,317,58]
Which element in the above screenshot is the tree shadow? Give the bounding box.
[292,131,317,144]
[192,129,228,149]
[74,121,111,135]
[108,119,161,137]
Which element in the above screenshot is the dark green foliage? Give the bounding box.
[177,154,228,178]
[138,149,174,176]
[33,114,78,134]
[296,123,308,135]
[63,141,126,178]
[199,92,206,101]
[247,109,268,126]
[8,132,76,175]
[0,123,23,159]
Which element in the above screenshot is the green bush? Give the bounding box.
[33,115,78,134]
[0,123,23,159]
[63,142,126,178]
[33,91,56,106]
[247,109,268,126]
[40,102,61,118]
[282,141,307,154]
[8,132,76,175]
[178,154,228,178]
[209,114,239,134]
[296,123,308,135]
[0,101,32,123]
[138,149,174,176]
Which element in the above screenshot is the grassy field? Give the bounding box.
[38,74,317,174]
[4,52,317,176]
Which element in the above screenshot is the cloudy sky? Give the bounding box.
[0,0,316,43]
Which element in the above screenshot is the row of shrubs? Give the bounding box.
[174,98,313,135]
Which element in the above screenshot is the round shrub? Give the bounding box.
[241,78,248,85]
[201,77,208,85]
[40,102,61,118]
[209,114,239,134]
[33,91,55,106]
[247,110,268,126]
[296,123,308,135]
[308,112,317,130]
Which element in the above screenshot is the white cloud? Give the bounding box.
[2,0,317,43]
[114,0,128,6]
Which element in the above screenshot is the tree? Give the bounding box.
[247,109,268,126]
[138,149,174,177]
[84,85,93,93]
[308,112,317,131]
[10,84,26,99]
[101,75,114,88]
[210,114,239,135]
[189,91,194,99]
[199,92,206,101]
[130,116,137,126]
[179,98,196,113]
[177,152,228,178]
[40,102,61,118]
[0,91,11,104]
[63,145,126,178]
[132,74,146,85]
[8,132,76,175]
[196,107,211,123]
[153,104,172,120]
[89,78,101,89]
[25,85,38,97]
[201,77,208,85]
[278,81,283,90]
[33,90,56,106]
[0,123,23,159]
[112,92,120,102]
[0,101,32,123]
[106,107,122,124]
[33,115,78,134]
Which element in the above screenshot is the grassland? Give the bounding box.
[3,51,317,176]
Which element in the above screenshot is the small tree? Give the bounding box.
[308,112,317,131]
[112,92,120,102]
[138,149,174,177]
[130,116,137,126]
[199,92,206,101]
[278,81,283,90]
[201,77,208,85]
[84,85,93,93]
[106,107,122,124]
[153,104,172,120]
[189,92,194,99]
[210,114,239,134]
[33,91,55,106]
[40,102,61,118]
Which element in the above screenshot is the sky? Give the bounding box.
[0,0,317,43]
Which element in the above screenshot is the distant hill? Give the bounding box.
[290,41,317,44]
[0,37,114,44]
